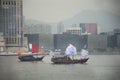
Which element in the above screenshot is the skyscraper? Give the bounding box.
[0,0,23,47]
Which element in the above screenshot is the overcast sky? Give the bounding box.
[23,0,120,23]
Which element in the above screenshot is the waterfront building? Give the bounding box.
[88,35,107,51]
[117,35,120,49]
[0,0,23,47]
[24,34,54,51]
[114,28,120,35]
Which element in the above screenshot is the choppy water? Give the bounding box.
[0,55,120,80]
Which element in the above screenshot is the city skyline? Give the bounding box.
[23,0,120,23]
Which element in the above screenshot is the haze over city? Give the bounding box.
[0,1,120,80]
[23,0,120,23]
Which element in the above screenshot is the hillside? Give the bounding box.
[24,10,120,33]
[62,10,120,32]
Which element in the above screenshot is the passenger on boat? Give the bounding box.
[80,49,89,59]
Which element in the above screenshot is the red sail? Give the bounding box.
[32,43,39,53]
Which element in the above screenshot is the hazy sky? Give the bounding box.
[23,0,120,23]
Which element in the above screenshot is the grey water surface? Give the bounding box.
[0,55,120,80]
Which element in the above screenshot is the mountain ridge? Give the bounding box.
[25,10,120,33]
[62,10,120,32]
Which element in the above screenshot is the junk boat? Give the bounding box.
[51,56,89,64]
[18,43,44,62]
[18,54,44,61]
[51,44,89,64]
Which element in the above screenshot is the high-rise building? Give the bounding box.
[57,22,64,34]
[80,23,98,35]
[0,0,23,47]
[66,26,81,35]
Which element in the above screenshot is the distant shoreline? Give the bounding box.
[0,51,120,56]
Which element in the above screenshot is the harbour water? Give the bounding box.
[0,55,120,80]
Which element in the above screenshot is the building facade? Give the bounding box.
[88,35,107,51]
[0,0,23,47]
[0,32,5,52]
[57,22,64,34]
[80,23,98,35]
[66,26,81,35]
[54,34,87,52]
[24,34,54,51]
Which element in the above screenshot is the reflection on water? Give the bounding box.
[0,55,120,80]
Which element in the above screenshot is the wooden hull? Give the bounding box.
[51,57,89,64]
[18,54,44,62]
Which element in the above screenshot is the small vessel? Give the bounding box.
[18,54,44,61]
[51,44,89,64]
[51,56,89,64]
[18,43,45,62]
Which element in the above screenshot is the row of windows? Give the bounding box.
[5,37,18,44]
[0,1,16,5]
[5,31,17,36]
